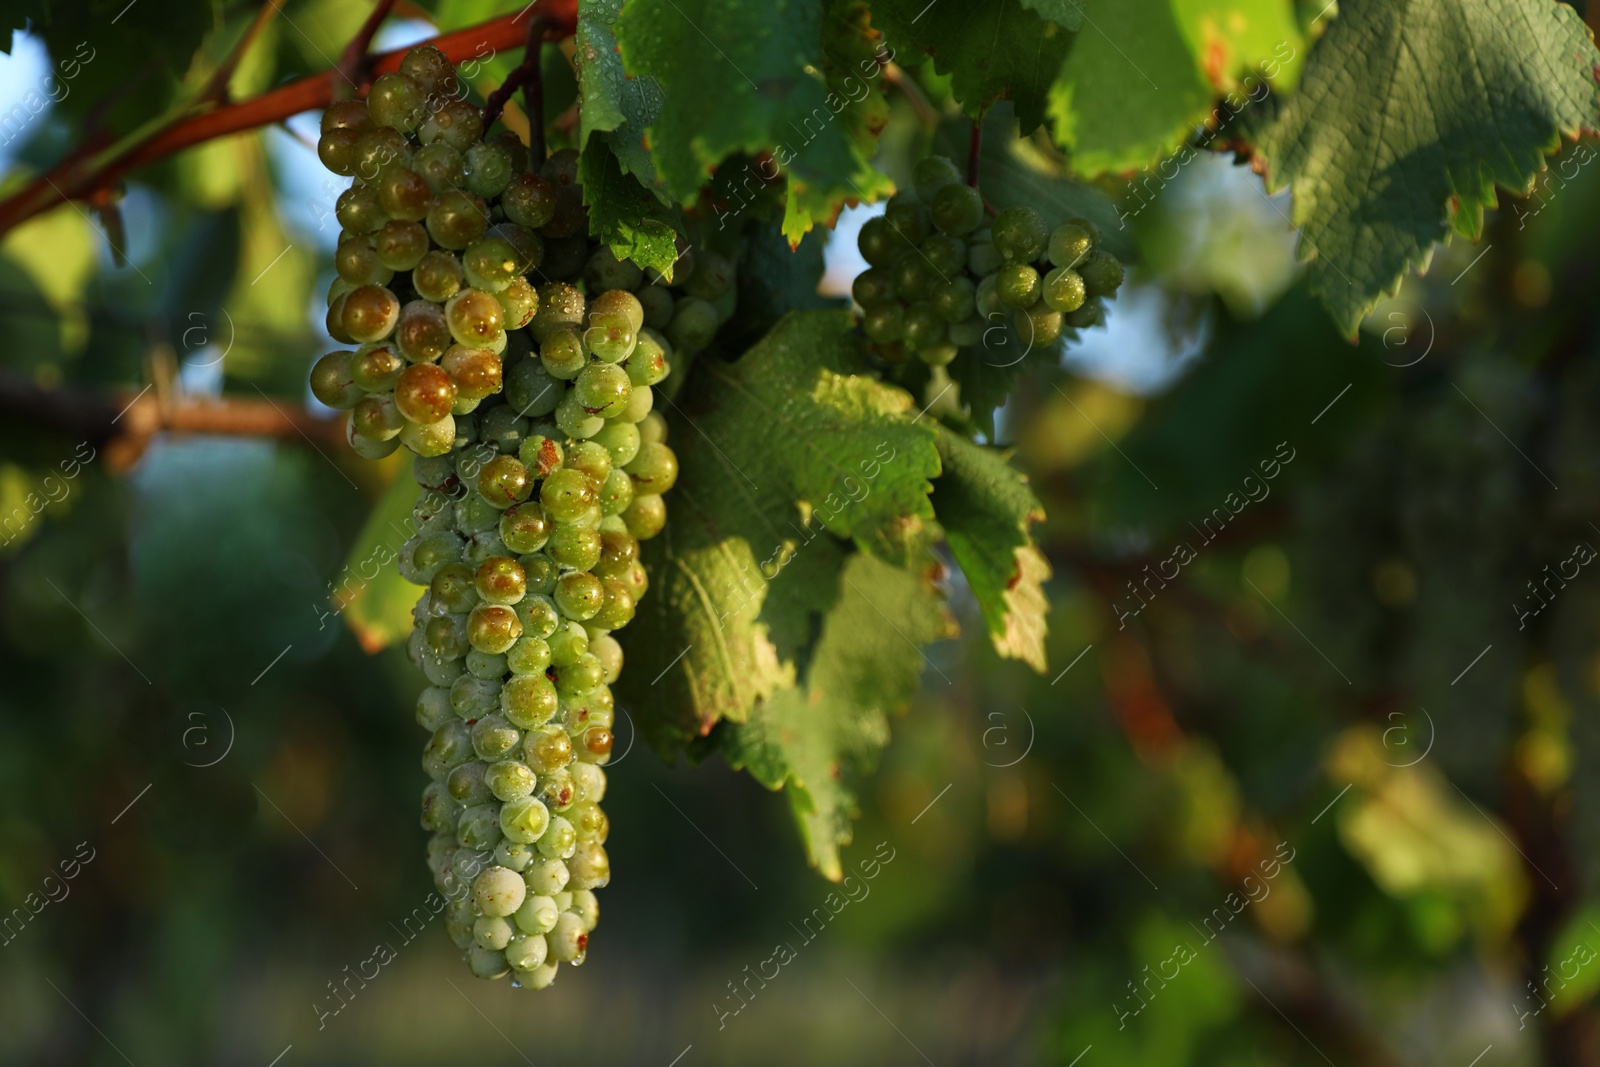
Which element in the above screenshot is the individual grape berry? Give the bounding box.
[684,250,734,300]
[506,637,553,679]
[468,604,523,654]
[499,502,552,555]
[485,760,537,803]
[375,220,429,271]
[336,184,385,233]
[353,126,411,182]
[967,232,1004,276]
[545,524,602,571]
[594,424,641,470]
[503,172,558,230]
[624,332,669,387]
[353,393,404,440]
[566,441,612,485]
[547,620,590,666]
[441,345,502,402]
[666,297,719,352]
[1042,266,1088,313]
[369,72,426,132]
[310,351,363,409]
[1066,300,1106,330]
[466,650,508,680]
[913,155,963,202]
[1014,303,1064,347]
[477,455,533,509]
[932,276,977,323]
[992,205,1050,263]
[474,916,514,952]
[446,289,505,348]
[474,865,527,918]
[431,561,480,614]
[465,142,515,199]
[413,141,466,192]
[592,579,635,630]
[463,236,521,293]
[540,186,586,239]
[567,843,610,890]
[861,301,904,345]
[413,250,464,303]
[922,234,967,276]
[334,237,390,286]
[884,195,930,246]
[996,263,1042,309]
[447,760,492,806]
[456,492,502,535]
[427,190,489,250]
[317,127,361,176]
[585,247,644,293]
[637,284,674,329]
[531,283,586,343]
[476,556,527,605]
[574,363,631,419]
[396,299,452,363]
[495,277,540,332]
[918,342,958,367]
[505,932,549,973]
[395,363,458,423]
[930,182,984,235]
[517,588,561,634]
[378,167,432,222]
[399,43,453,95]
[553,572,603,621]
[1048,220,1095,269]
[902,303,946,350]
[852,267,894,307]
[321,99,370,136]
[1079,250,1124,297]
[857,215,901,266]
[621,493,666,540]
[420,97,484,151]
[343,285,401,343]
[502,673,558,728]
[585,311,637,364]
[540,468,597,522]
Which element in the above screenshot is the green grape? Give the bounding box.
[495,840,536,873]
[416,687,455,731]
[505,358,563,417]
[992,205,1050,263]
[503,172,558,229]
[1014,303,1064,347]
[567,844,610,891]
[395,363,457,423]
[421,781,458,832]
[1066,299,1106,330]
[975,273,1004,319]
[495,277,539,332]
[922,233,967,276]
[412,141,465,193]
[547,620,589,666]
[566,441,613,485]
[1079,250,1124,297]
[446,289,504,348]
[666,297,718,352]
[554,572,603,621]
[353,126,411,183]
[466,650,507,680]
[396,299,452,363]
[476,556,527,605]
[861,301,905,344]
[464,142,514,199]
[310,351,363,409]
[913,155,963,202]
[335,237,389,286]
[478,406,528,454]
[684,250,734,299]
[420,98,483,151]
[539,327,587,380]
[447,759,493,804]
[932,276,977,323]
[891,253,936,301]
[440,345,502,404]
[500,799,550,846]
[1042,266,1087,313]
[624,331,670,387]
[545,524,602,571]
[852,267,894,306]
[471,714,522,763]
[857,215,901,266]
[625,442,677,494]
[930,183,984,235]
[485,760,536,803]
[585,247,644,293]
[514,893,561,935]
[374,220,429,271]
[500,502,552,554]
[540,468,598,523]
[477,455,532,509]
[343,285,401,343]
[378,167,431,221]
[521,561,560,602]
[884,195,930,246]
[574,363,632,418]
[918,342,958,367]
[996,263,1042,309]
[505,932,549,972]
[593,421,641,468]
[637,284,675,329]
[412,250,464,303]
[902,303,946,350]
[506,637,553,679]
[317,127,361,176]
[336,184,385,233]
[592,579,635,630]
[427,190,489,250]
[967,232,1004,276]
[1047,221,1095,269]
[352,393,403,440]
[463,236,521,293]
[368,72,426,132]
[584,311,637,364]
[467,604,522,654]
[399,43,453,95]
[594,529,637,578]
[531,283,587,343]
[622,494,666,540]
[598,468,635,517]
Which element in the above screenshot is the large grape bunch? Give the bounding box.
[852,155,1123,371]
[307,44,733,989]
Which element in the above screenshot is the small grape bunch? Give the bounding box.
[851,154,1124,372]
[307,43,725,990]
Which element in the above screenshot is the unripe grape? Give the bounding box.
[1079,249,1124,297]
[548,910,587,961]
[468,604,522,654]
[992,204,1050,262]
[540,467,597,522]
[500,795,552,844]
[477,454,532,509]
[310,351,363,409]
[501,672,558,728]
[485,760,537,802]
[468,946,510,980]
[378,166,431,221]
[353,392,404,440]
[463,236,521,293]
[336,184,385,233]
[474,916,514,950]
[505,637,553,678]
[567,843,610,890]
[584,311,637,364]
[554,572,603,621]
[399,43,453,95]
[574,363,631,418]
[500,502,552,554]
[427,190,489,250]
[420,97,483,151]
[465,141,515,199]
[395,363,458,423]
[996,263,1042,308]
[374,219,429,270]
[396,299,452,363]
[514,894,560,935]
[545,524,602,570]
[531,283,586,343]
[496,276,540,331]
[475,556,527,605]
[903,303,946,350]
[447,760,493,804]
[505,932,549,972]
[931,182,984,235]
[421,781,458,832]
[1014,303,1064,347]
[585,248,644,293]
[922,233,967,275]
[369,71,426,132]
[318,127,361,175]
[412,250,464,303]
[862,301,904,344]
[666,297,718,352]
[335,237,390,286]
[503,172,558,229]
[416,686,455,731]
[353,126,411,182]
[446,289,504,347]
[1048,220,1095,268]
[932,276,977,322]
[626,441,678,494]
[466,649,507,681]
[495,839,536,873]
[913,155,962,202]
[622,493,666,540]
[685,250,734,299]
[593,579,636,630]
[1043,266,1087,313]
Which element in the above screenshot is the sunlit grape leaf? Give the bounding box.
[720,550,954,879]
[617,310,942,747]
[1048,0,1302,177]
[615,0,890,242]
[869,0,1072,132]
[933,428,1051,672]
[339,465,425,655]
[1240,0,1600,334]
[574,0,667,191]
[578,138,681,277]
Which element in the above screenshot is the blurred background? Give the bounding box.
[2,5,1599,1066]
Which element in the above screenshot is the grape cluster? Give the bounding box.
[308,45,731,989]
[852,155,1123,369]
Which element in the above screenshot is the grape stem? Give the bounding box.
[0,0,578,239]
[336,0,401,94]
[482,13,549,160]
[967,121,982,187]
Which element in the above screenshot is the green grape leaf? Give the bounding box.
[869,0,1073,132]
[1240,0,1600,335]
[1047,0,1303,176]
[615,0,891,242]
[574,0,669,192]
[578,137,682,278]
[617,310,942,746]
[340,467,424,655]
[933,428,1051,672]
[720,550,953,879]
[1019,0,1083,30]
